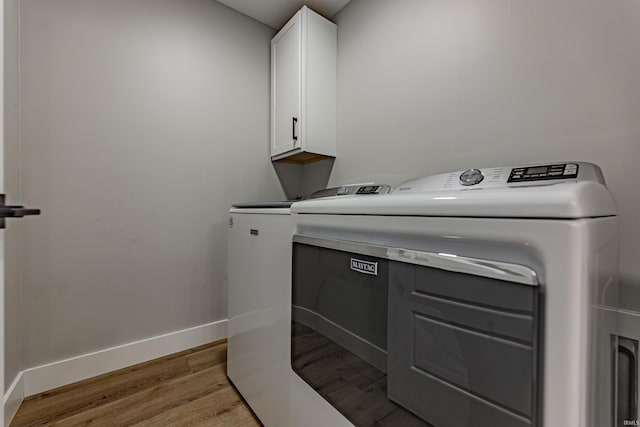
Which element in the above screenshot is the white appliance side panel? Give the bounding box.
[292,214,618,427]
[228,211,351,427]
[227,212,292,426]
[586,217,619,427]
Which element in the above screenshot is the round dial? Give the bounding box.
[459,169,484,186]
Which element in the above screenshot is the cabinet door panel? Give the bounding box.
[271,17,301,157]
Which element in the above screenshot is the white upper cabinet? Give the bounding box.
[271,6,337,163]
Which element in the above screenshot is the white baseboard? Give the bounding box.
[4,371,24,426]
[21,319,227,398]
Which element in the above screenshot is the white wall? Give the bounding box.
[19,0,281,368]
[332,0,640,309]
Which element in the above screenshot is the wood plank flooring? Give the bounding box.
[11,340,262,427]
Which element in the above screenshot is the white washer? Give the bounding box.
[227,206,292,426]
[286,162,618,427]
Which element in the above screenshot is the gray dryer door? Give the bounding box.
[291,235,542,427]
[387,255,541,427]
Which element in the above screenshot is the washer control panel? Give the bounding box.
[309,184,392,199]
[508,163,578,183]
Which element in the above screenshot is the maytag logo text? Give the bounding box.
[350,258,378,275]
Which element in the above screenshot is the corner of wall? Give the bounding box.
[3,371,24,427]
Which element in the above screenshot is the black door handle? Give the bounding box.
[292,117,298,141]
[0,194,41,228]
[0,206,41,217]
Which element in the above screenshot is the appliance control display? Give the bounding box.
[508,163,578,183]
[356,185,381,195]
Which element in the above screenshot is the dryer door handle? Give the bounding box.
[293,234,539,286]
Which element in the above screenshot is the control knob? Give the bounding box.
[459,169,484,186]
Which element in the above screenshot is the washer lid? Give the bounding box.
[292,162,617,218]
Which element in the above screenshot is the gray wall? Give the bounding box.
[19,0,280,368]
[331,0,640,309]
[4,0,21,391]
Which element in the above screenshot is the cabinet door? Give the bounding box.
[271,14,301,157]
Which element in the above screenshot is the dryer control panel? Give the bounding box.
[507,163,578,183]
[393,161,605,193]
[293,161,615,218]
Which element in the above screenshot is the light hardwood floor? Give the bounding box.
[10,340,262,427]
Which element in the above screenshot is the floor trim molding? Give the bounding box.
[21,319,227,399]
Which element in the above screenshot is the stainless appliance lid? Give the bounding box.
[231,184,391,209]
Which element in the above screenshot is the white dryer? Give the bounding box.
[288,162,618,427]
